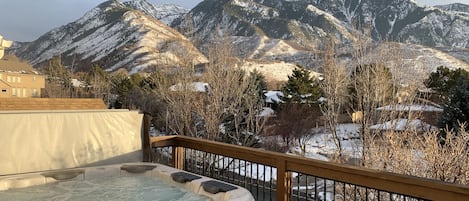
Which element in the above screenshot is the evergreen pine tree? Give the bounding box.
[439,78,469,132]
[425,66,469,102]
[281,66,321,104]
[426,66,469,134]
[248,70,267,99]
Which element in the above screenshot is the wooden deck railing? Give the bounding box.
[149,135,469,201]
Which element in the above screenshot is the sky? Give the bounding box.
[0,0,468,42]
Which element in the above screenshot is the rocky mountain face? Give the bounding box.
[173,0,469,70]
[10,0,469,74]
[301,0,469,48]
[173,0,359,67]
[182,0,469,49]
[12,0,204,73]
[124,0,188,25]
[436,3,469,13]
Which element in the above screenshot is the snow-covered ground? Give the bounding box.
[300,124,362,162]
[213,123,362,182]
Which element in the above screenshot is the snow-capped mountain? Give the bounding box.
[12,0,204,73]
[435,3,469,13]
[173,0,358,68]
[399,6,469,49]
[11,0,469,74]
[173,0,469,70]
[124,0,188,25]
[278,0,469,49]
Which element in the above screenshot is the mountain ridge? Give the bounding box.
[10,0,205,73]
[173,0,469,70]
[9,0,469,75]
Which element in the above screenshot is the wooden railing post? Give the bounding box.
[172,146,185,170]
[276,159,291,201]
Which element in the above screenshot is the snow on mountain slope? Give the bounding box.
[228,35,320,69]
[410,44,469,71]
[124,0,188,25]
[240,60,322,82]
[11,0,469,75]
[174,0,356,68]
[13,0,206,73]
[176,0,468,72]
[305,4,356,42]
[364,43,469,85]
[400,7,469,49]
[435,3,469,13]
[304,0,469,49]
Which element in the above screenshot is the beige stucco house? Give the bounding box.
[0,55,45,98]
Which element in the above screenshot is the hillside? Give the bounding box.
[124,0,188,25]
[9,0,469,75]
[11,0,205,73]
[173,0,469,71]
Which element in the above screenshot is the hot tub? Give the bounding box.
[0,163,254,201]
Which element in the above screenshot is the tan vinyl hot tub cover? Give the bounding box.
[0,110,143,175]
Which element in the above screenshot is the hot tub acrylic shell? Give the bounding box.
[0,163,255,201]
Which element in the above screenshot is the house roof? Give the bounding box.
[169,82,209,92]
[370,119,436,132]
[0,55,37,74]
[376,104,443,112]
[0,98,107,110]
[265,91,283,103]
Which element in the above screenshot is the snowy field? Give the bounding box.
[151,123,363,180]
[299,124,362,162]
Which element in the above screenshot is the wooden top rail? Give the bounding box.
[150,135,469,200]
[0,98,107,110]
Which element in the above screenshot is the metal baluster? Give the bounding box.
[297,173,301,200]
[314,177,318,201]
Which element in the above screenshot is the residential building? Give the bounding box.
[0,55,45,98]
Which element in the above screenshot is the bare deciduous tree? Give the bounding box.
[149,34,267,146]
[369,125,469,185]
[320,39,350,159]
[86,64,110,102]
[195,36,267,144]
[149,69,200,137]
[41,56,72,98]
[265,103,321,156]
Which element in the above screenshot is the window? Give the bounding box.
[17,77,21,83]
[12,77,16,83]
[7,76,11,82]
[12,88,16,96]
[32,89,38,97]
[22,88,26,97]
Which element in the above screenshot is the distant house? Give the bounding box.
[0,55,45,98]
[169,82,210,93]
[370,118,437,133]
[265,91,283,104]
[376,104,443,126]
